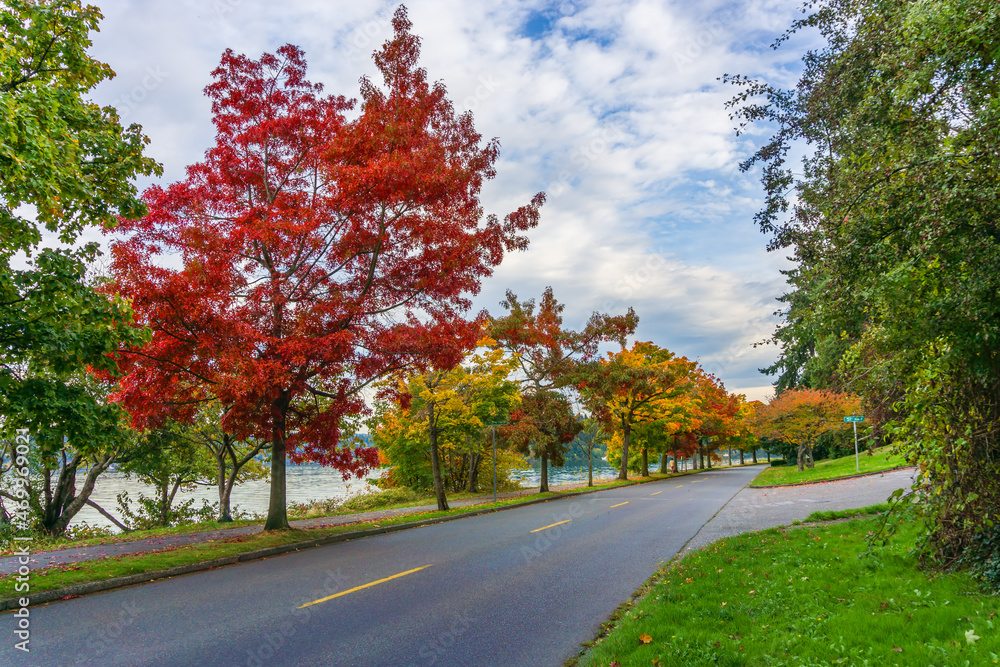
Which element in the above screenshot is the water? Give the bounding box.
[512,459,620,488]
[70,460,622,530]
[72,463,379,530]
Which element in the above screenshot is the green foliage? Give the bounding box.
[0,1,160,536]
[728,0,1000,564]
[370,346,524,498]
[114,491,218,532]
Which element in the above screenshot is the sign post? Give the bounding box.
[487,416,507,504]
[844,415,865,471]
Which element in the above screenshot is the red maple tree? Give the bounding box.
[107,8,543,529]
[489,287,637,491]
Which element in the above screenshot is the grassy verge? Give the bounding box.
[0,472,680,599]
[0,472,665,556]
[750,445,907,487]
[577,512,999,666]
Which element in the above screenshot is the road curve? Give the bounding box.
[2,466,763,667]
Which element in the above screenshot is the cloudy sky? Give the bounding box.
[79,0,819,401]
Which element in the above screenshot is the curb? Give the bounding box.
[1,472,689,612]
[749,465,916,489]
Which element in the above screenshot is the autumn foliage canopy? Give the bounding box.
[106,8,543,526]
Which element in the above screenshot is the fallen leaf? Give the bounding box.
[965,629,980,645]
[639,633,653,644]
[892,647,903,652]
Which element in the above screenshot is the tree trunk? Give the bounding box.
[42,452,115,536]
[215,448,232,522]
[672,439,678,474]
[752,449,758,464]
[588,446,593,487]
[618,418,630,481]
[428,402,449,511]
[740,449,744,465]
[539,451,549,493]
[706,442,712,469]
[767,450,771,462]
[660,452,668,474]
[806,445,815,469]
[85,499,130,532]
[159,480,169,526]
[264,394,291,530]
[641,447,649,477]
[467,452,481,493]
[797,444,806,472]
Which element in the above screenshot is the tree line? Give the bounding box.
[725,0,1000,583]
[0,3,761,539]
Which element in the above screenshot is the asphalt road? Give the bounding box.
[2,465,763,667]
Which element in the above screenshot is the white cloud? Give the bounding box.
[76,0,817,396]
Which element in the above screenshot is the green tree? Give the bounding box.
[115,422,216,530]
[726,0,1000,564]
[186,404,269,523]
[0,1,159,535]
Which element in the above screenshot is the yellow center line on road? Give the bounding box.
[675,485,684,488]
[610,502,629,508]
[298,565,432,609]
[530,519,571,533]
[650,491,663,496]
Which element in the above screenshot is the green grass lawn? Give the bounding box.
[578,511,999,666]
[750,445,907,487]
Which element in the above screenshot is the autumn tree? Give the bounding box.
[371,343,522,510]
[689,373,741,470]
[504,389,582,489]
[754,389,859,472]
[108,9,543,530]
[489,287,636,491]
[580,342,696,480]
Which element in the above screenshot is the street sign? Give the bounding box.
[844,415,865,422]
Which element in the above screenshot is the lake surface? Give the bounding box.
[70,459,623,530]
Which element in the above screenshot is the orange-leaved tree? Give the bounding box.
[754,388,861,471]
[580,342,697,480]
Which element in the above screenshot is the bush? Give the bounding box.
[770,459,786,467]
[115,491,219,530]
[341,487,422,512]
[965,524,1000,593]
[287,497,342,519]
